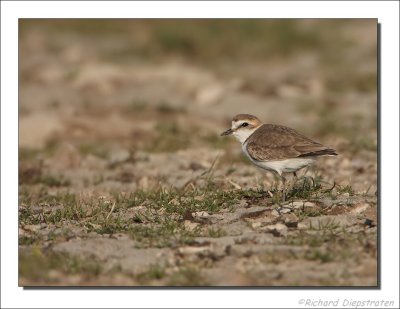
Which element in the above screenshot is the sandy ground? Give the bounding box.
[18,19,377,286]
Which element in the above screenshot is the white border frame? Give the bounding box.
[1,1,399,308]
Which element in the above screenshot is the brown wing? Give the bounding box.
[246,124,337,161]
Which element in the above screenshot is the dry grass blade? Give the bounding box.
[183,153,221,190]
[228,179,242,190]
[106,202,116,221]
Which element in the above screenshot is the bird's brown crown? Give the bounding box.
[232,114,262,127]
[233,114,259,122]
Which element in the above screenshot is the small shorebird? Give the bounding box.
[221,114,337,200]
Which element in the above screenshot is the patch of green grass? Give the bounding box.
[114,186,243,216]
[305,249,335,263]
[19,163,71,187]
[201,132,234,149]
[19,187,244,247]
[78,143,109,159]
[19,234,42,246]
[284,229,341,247]
[136,264,167,284]
[167,266,208,286]
[19,192,107,226]
[19,148,41,161]
[282,228,375,265]
[309,218,342,231]
[144,122,191,152]
[352,137,377,152]
[149,19,328,62]
[293,208,324,221]
[275,175,346,203]
[337,184,355,196]
[312,103,353,138]
[312,103,376,147]
[21,19,366,87]
[286,176,323,200]
[19,141,59,163]
[19,182,360,250]
[327,68,377,94]
[259,250,300,264]
[19,164,42,185]
[206,227,227,238]
[19,207,41,225]
[94,214,129,234]
[107,188,261,246]
[52,19,334,64]
[105,186,244,245]
[39,175,71,187]
[128,223,194,248]
[19,188,33,205]
[19,248,102,285]
[127,100,187,115]
[264,228,374,267]
[46,228,75,242]
[353,72,377,92]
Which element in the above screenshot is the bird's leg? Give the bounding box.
[291,171,298,189]
[260,173,267,194]
[301,166,314,187]
[281,175,287,203]
[266,172,280,200]
[263,172,269,196]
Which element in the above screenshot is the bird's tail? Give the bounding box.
[298,148,338,157]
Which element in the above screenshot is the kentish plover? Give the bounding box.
[221,114,337,200]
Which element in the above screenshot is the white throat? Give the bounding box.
[232,127,258,144]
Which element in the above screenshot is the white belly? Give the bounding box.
[253,157,314,174]
[242,143,314,175]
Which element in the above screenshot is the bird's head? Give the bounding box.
[220,114,262,144]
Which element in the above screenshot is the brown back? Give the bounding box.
[246,124,337,161]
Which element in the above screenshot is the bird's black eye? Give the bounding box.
[242,122,249,127]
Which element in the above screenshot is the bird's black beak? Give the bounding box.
[220,128,233,136]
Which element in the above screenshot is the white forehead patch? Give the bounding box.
[232,120,248,129]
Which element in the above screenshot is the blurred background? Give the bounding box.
[18,19,378,287]
[19,19,377,194]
